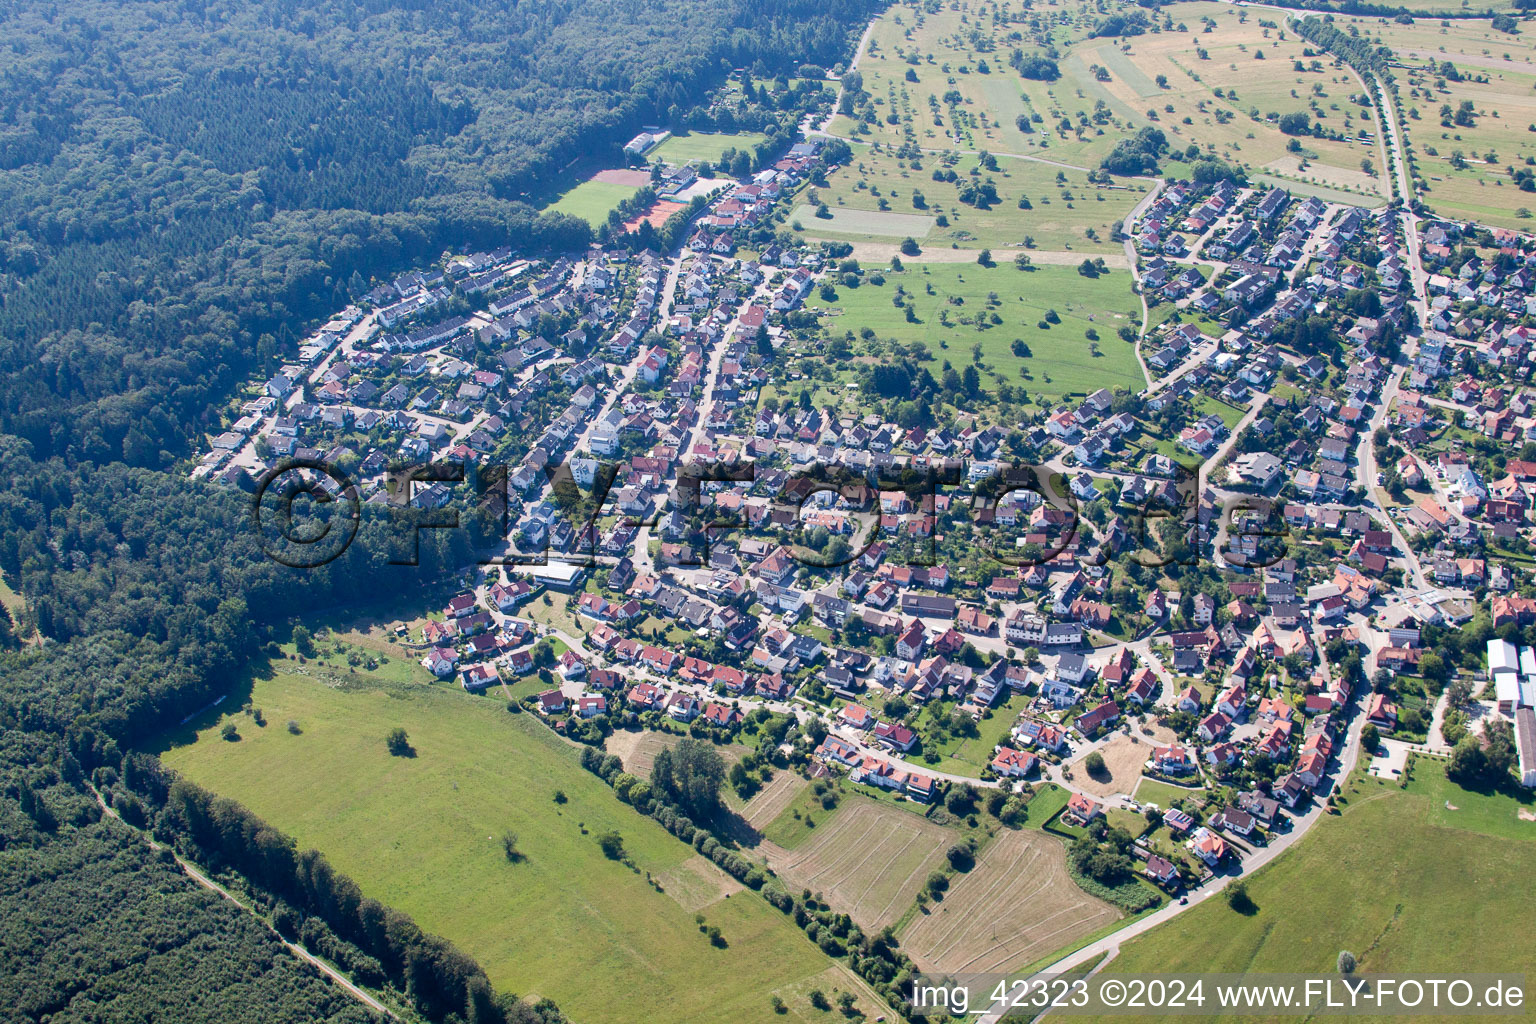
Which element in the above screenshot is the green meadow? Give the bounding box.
[652,130,769,166]
[543,179,640,226]
[1092,763,1536,1021]
[808,261,1144,399]
[161,672,884,1024]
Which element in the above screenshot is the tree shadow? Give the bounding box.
[146,664,262,753]
[712,805,762,848]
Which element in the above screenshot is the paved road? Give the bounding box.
[1122,180,1165,389]
[976,682,1372,1023]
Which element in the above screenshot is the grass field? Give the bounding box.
[1403,755,1536,841]
[1093,765,1536,1017]
[161,673,882,1024]
[1132,777,1207,811]
[758,795,954,931]
[543,178,640,226]
[809,262,1143,400]
[899,828,1120,973]
[652,131,769,166]
[1350,15,1536,226]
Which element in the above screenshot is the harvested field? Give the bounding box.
[604,729,672,778]
[592,168,651,186]
[844,243,1128,269]
[740,770,809,830]
[604,729,745,780]
[899,829,1119,974]
[1066,734,1150,799]
[763,798,952,932]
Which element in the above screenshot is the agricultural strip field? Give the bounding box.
[759,797,954,932]
[1086,765,1536,1022]
[822,0,1386,204]
[604,727,747,780]
[1355,15,1536,227]
[603,727,676,778]
[898,828,1120,974]
[652,131,769,165]
[161,674,875,1024]
[752,776,849,848]
[791,203,936,237]
[740,770,812,830]
[808,262,1144,400]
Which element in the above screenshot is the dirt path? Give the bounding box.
[90,786,395,1020]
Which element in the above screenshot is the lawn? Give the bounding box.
[1023,782,1074,828]
[1092,767,1536,1013]
[1132,777,1207,811]
[926,694,1030,777]
[1194,394,1249,432]
[651,131,768,166]
[808,262,1143,400]
[542,178,640,227]
[160,672,879,1024]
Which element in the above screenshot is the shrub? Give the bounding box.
[597,830,625,860]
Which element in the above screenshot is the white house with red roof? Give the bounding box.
[1063,792,1103,826]
[991,747,1039,778]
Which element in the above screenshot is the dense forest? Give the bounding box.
[0,0,879,466]
[0,0,878,1018]
[0,816,379,1023]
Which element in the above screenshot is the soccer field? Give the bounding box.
[543,178,640,226]
[652,131,769,166]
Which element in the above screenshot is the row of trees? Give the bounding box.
[579,742,923,1013]
[114,756,560,1024]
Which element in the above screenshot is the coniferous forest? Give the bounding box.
[0,0,877,1020]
